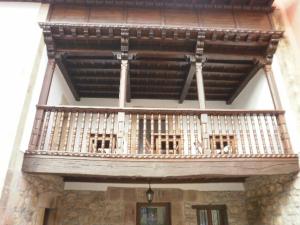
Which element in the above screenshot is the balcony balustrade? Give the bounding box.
[27,105,293,158]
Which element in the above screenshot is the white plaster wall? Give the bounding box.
[0,2,49,195]
[231,69,274,110]
[50,69,273,110]
[47,65,76,105]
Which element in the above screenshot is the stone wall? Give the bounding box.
[55,188,248,225]
[245,173,300,225]
[0,173,64,225]
[272,7,300,151]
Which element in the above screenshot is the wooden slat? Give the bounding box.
[101,113,108,152]
[78,112,86,152]
[151,114,154,154]
[127,114,132,154]
[158,114,162,154]
[143,114,147,154]
[40,110,51,150]
[136,114,140,154]
[109,114,115,153]
[93,112,100,153]
[71,112,79,152]
[56,111,65,151]
[244,114,253,154]
[48,110,58,150]
[264,114,274,154]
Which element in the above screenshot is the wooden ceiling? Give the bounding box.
[8,0,275,11]
[42,23,282,103]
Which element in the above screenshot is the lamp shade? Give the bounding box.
[146,186,154,203]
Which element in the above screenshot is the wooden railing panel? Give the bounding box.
[30,106,292,156]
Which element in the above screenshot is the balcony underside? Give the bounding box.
[23,153,299,180]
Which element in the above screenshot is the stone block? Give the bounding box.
[123,188,137,202]
[124,202,136,225]
[107,187,122,201]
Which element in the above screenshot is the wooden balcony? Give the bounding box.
[23,105,299,180]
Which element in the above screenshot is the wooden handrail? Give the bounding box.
[36,105,285,116]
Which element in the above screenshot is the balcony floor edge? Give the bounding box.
[22,153,299,178]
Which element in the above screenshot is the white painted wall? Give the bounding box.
[231,69,274,110]
[47,65,76,105]
[49,66,274,110]
[0,2,49,195]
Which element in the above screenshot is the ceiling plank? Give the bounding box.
[226,62,263,104]
[179,62,196,103]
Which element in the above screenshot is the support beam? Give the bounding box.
[29,59,56,150]
[263,64,282,110]
[179,61,196,103]
[56,56,80,101]
[263,65,292,153]
[119,60,129,107]
[226,62,263,105]
[195,62,205,109]
[38,59,56,105]
[180,31,205,104]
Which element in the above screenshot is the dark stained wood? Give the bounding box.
[39,22,283,101]
[22,154,299,177]
[38,59,56,105]
[10,0,275,12]
[179,62,196,103]
[264,64,282,109]
[47,5,275,31]
[63,175,246,183]
[29,60,56,150]
[36,104,286,115]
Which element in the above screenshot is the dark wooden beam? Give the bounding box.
[28,0,275,11]
[63,175,246,184]
[38,59,56,105]
[179,62,196,103]
[227,62,263,104]
[56,56,80,101]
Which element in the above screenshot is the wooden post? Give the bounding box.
[263,64,282,110]
[277,113,293,154]
[264,65,292,154]
[29,59,56,150]
[117,59,129,153]
[119,60,128,108]
[195,61,208,154]
[195,62,205,109]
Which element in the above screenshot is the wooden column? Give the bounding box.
[195,62,205,109]
[38,59,56,105]
[119,60,128,108]
[264,65,292,154]
[29,59,56,150]
[263,64,282,110]
[117,59,129,153]
[196,61,208,153]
